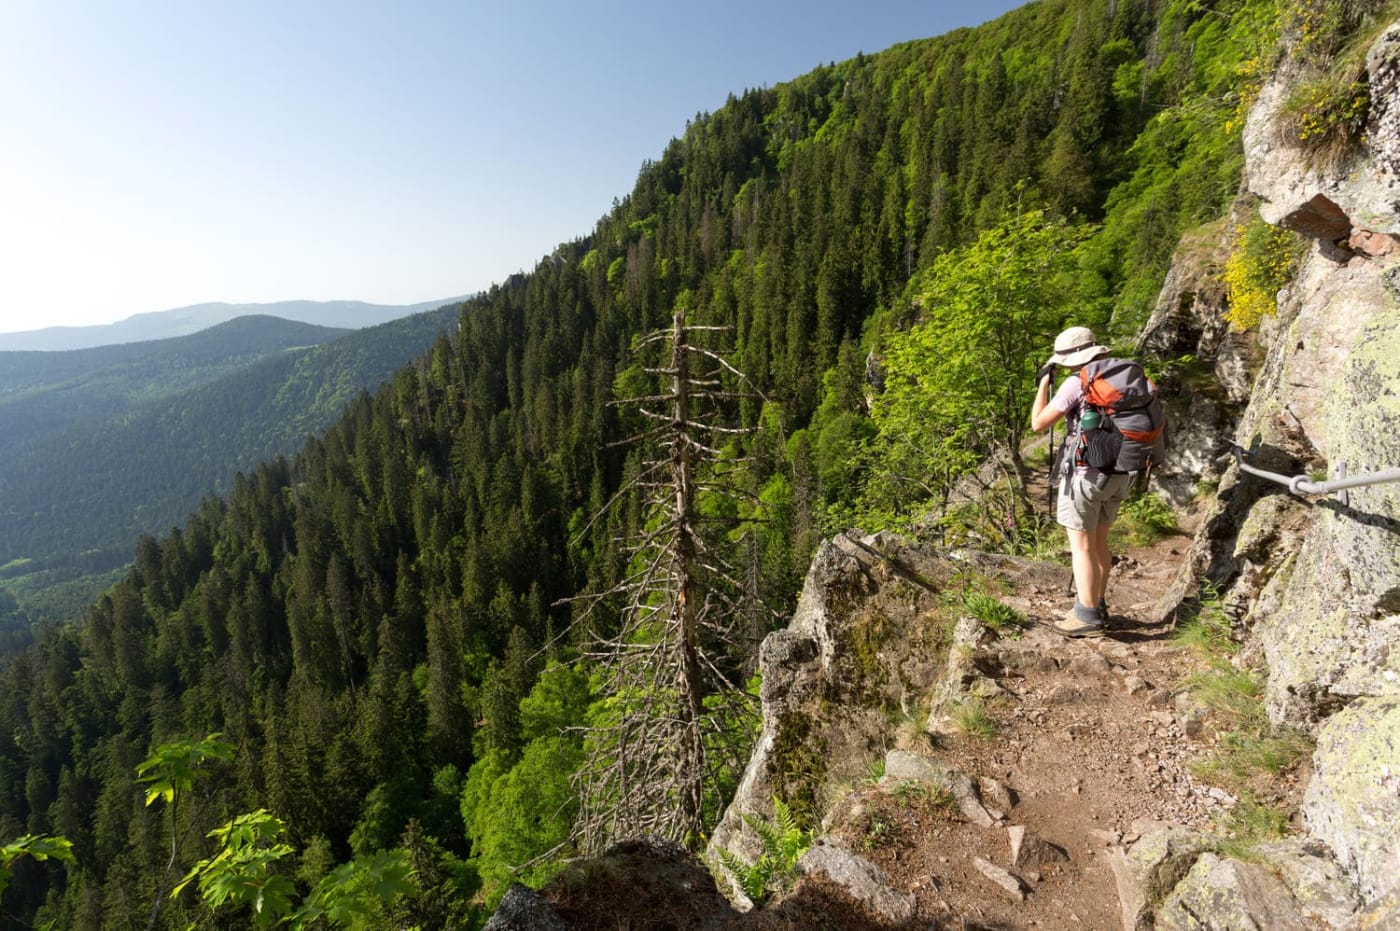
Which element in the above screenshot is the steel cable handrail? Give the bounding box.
[1229,444,1400,506]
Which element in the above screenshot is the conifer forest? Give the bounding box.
[1,0,1383,925]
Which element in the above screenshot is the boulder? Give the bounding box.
[1255,837,1361,928]
[1105,827,1212,931]
[794,843,916,924]
[1341,881,1400,930]
[924,614,999,734]
[483,883,567,931]
[706,532,952,902]
[1304,696,1400,901]
[1255,297,1400,728]
[1156,853,1317,930]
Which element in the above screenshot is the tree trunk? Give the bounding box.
[670,307,705,846]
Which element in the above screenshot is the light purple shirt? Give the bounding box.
[1048,375,1089,475]
[1047,375,1084,423]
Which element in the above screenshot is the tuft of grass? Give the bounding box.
[1216,792,1293,860]
[959,590,1028,638]
[1176,583,1313,794]
[1274,0,1397,168]
[1173,583,1237,659]
[950,697,998,738]
[861,812,894,851]
[888,778,955,814]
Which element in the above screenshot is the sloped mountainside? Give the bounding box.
[488,21,1400,931]
[0,297,461,351]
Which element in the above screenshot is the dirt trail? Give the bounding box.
[811,514,1230,930]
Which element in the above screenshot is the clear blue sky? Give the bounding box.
[0,0,1026,335]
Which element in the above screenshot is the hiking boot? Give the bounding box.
[1098,599,1111,628]
[1052,606,1104,638]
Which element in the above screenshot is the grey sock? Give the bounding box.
[1073,602,1101,624]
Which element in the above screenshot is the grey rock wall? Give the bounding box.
[1165,17,1400,925]
[1244,24,1400,241]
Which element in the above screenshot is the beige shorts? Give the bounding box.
[1057,471,1133,531]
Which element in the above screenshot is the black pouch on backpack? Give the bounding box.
[1081,426,1122,472]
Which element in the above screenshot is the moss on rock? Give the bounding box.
[1302,696,1400,901]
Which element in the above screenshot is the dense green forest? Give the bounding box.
[1,0,1377,925]
[0,307,461,641]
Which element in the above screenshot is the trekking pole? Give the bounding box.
[1046,422,1056,512]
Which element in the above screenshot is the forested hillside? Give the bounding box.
[0,306,461,642]
[0,0,1350,925]
[0,316,347,455]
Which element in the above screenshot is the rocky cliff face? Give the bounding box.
[1216,20,1400,909]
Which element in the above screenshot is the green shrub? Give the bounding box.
[1223,218,1301,331]
[1278,73,1370,167]
[1113,492,1179,547]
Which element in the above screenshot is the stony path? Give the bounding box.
[799,526,1229,930]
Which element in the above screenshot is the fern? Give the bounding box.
[715,796,813,905]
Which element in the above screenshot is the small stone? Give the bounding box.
[1180,709,1205,737]
[1009,825,1070,868]
[1069,653,1113,676]
[796,845,916,924]
[1123,675,1151,695]
[1046,684,1082,704]
[1087,828,1122,846]
[973,856,1027,901]
[978,776,1018,812]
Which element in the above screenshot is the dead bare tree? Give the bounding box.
[566,306,774,854]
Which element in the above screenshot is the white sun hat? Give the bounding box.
[1048,326,1110,368]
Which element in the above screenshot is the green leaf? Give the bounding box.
[135,733,234,807]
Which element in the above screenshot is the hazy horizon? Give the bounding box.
[0,0,1024,336]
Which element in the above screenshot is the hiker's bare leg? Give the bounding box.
[1066,527,1101,609]
[1092,521,1113,605]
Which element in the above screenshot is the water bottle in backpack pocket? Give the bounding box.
[1079,414,1123,473]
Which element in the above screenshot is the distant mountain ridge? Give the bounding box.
[0,304,463,629]
[0,296,466,351]
[0,315,350,458]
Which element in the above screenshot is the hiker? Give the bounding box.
[1030,326,1165,637]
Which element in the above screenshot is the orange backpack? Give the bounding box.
[1073,358,1166,474]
